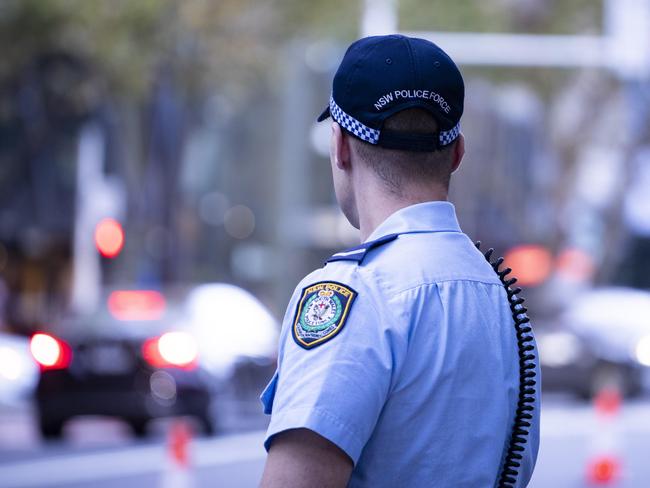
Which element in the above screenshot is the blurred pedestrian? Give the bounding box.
[260,34,540,488]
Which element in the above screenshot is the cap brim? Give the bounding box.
[317,106,330,122]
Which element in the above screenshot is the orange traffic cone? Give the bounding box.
[585,387,623,486]
[587,456,621,485]
[161,419,194,488]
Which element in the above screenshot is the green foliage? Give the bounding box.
[0,0,171,97]
[274,0,360,39]
[0,0,604,102]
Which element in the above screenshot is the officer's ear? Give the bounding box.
[331,122,352,171]
[450,133,465,174]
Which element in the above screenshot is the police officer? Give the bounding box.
[260,34,540,488]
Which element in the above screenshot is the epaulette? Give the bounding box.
[325,233,399,265]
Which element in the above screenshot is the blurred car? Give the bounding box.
[537,287,650,399]
[31,284,278,440]
[32,289,215,439]
[0,332,39,406]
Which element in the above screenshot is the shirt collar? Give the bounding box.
[365,201,462,243]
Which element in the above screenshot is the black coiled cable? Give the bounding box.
[475,242,537,488]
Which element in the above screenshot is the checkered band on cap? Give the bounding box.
[329,97,380,144]
[329,96,460,148]
[439,122,461,147]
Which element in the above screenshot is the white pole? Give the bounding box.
[361,0,398,37]
[70,124,104,315]
[383,0,650,81]
[400,32,607,69]
[70,124,126,315]
[605,0,650,80]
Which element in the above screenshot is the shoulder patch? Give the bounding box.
[292,281,358,349]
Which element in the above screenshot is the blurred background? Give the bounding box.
[0,0,649,486]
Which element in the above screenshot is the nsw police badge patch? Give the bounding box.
[292,281,357,349]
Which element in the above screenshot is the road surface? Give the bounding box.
[1,396,649,487]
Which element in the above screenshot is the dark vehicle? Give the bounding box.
[30,290,216,439]
[537,328,645,399]
[537,287,650,399]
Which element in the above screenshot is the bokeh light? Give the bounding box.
[503,244,553,287]
[556,247,596,283]
[224,205,255,239]
[107,290,166,321]
[94,218,125,258]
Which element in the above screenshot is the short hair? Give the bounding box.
[349,109,455,195]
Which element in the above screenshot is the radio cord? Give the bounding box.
[476,242,537,488]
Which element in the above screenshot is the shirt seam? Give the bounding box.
[392,278,503,297]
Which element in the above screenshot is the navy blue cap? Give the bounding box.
[318,35,464,152]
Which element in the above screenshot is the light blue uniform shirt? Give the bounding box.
[262,201,540,487]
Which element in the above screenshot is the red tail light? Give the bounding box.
[142,332,198,370]
[108,290,166,321]
[30,333,72,371]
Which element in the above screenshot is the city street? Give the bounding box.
[530,398,650,488]
[1,396,649,488]
[2,1,650,487]
[0,398,269,488]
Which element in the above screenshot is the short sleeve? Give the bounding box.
[264,271,395,464]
